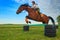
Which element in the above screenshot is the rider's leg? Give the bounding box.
[36,11,38,14]
[36,8,40,15]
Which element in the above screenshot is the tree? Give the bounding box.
[57,15,60,26]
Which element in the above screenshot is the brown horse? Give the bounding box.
[16,4,55,25]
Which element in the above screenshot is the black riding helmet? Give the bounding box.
[32,1,35,4]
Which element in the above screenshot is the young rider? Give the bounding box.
[32,1,40,14]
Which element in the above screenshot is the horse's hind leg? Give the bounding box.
[43,22,48,25]
[42,20,49,25]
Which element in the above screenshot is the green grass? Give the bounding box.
[0,24,60,40]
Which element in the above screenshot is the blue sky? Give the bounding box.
[0,0,60,24]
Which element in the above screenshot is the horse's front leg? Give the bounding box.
[25,17,29,24]
[25,17,31,24]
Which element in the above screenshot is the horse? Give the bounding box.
[16,4,55,25]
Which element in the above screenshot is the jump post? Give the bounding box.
[23,25,29,31]
[44,24,56,37]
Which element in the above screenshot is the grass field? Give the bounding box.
[0,24,60,40]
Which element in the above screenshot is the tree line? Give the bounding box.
[57,15,60,26]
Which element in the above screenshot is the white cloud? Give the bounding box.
[12,0,28,4]
[12,0,21,3]
[15,0,20,3]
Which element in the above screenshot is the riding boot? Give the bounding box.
[38,11,40,15]
[38,11,42,17]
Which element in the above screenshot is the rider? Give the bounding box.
[31,1,40,14]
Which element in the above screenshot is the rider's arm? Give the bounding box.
[32,4,38,9]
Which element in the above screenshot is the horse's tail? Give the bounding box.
[48,16,55,26]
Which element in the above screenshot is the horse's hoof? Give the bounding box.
[29,21,31,24]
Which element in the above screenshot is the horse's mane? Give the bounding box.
[20,4,31,7]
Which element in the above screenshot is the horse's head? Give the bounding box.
[16,4,30,14]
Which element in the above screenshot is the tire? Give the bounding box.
[23,25,29,31]
[44,25,56,37]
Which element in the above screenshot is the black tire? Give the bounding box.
[44,25,56,37]
[23,25,29,31]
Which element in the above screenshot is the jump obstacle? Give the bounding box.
[23,24,58,37]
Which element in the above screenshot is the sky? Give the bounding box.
[0,0,60,24]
